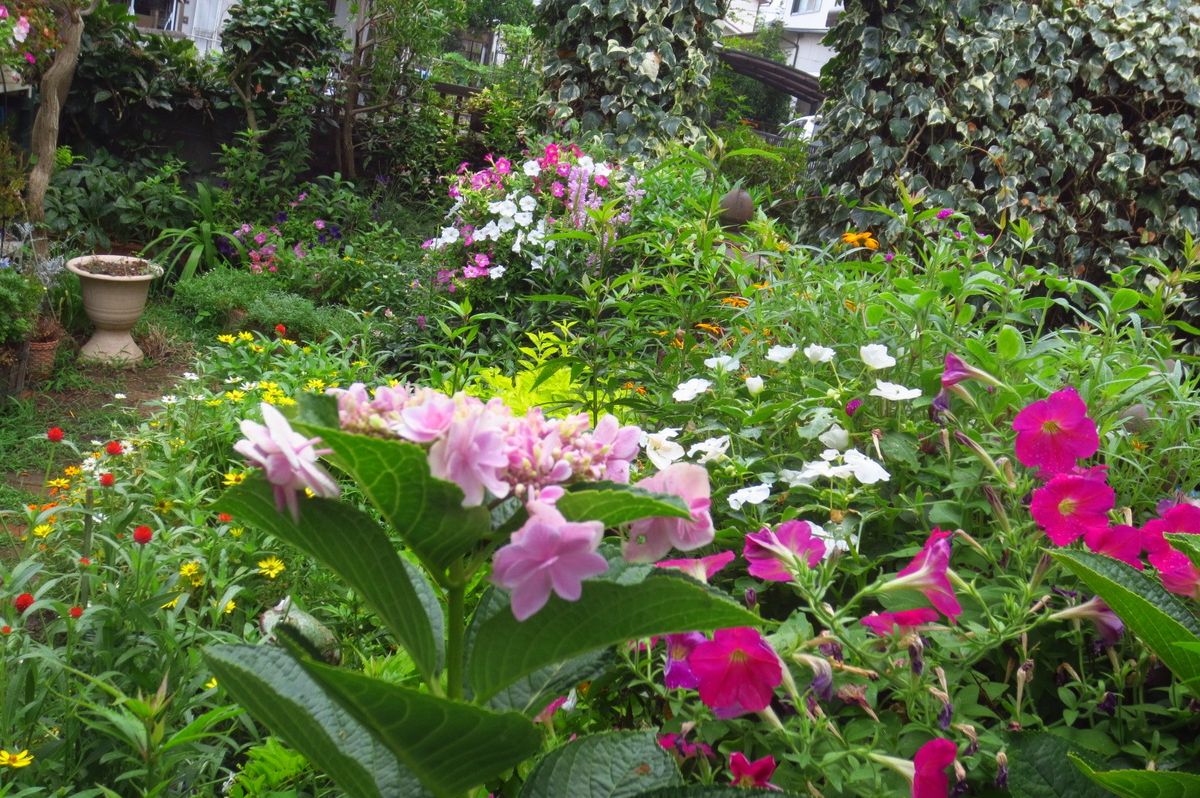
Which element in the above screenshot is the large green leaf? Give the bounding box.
[1164,533,1200,570]
[205,645,428,798]
[1052,551,1200,696]
[634,790,798,797]
[468,573,760,701]
[293,422,491,579]
[1072,755,1200,798]
[556,483,691,528]
[1005,732,1109,798]
[216,478,441,682]
[519,731,681,798]
[298,657,541,798]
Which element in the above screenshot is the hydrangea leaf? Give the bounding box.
[557,482,691,528]
[468,572,760,701]
[518,731,680,798]
[216,477,441,683]
[1072,754,1200,798]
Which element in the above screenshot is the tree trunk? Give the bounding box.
[26,0,96,257]
[337,1,370,179]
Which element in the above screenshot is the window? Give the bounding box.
[791,0,821,13]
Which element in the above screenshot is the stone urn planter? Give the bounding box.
[67,255,163,365]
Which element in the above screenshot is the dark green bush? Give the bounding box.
[706,22,793,130]
[0,268,43,345]
[804,0,1200,279]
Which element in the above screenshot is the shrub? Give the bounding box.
[707,21,793,130]
[804,0,1200,281]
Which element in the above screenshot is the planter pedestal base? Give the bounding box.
[79,329,144,365]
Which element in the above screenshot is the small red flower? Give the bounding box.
[69,606,83,619]
[133,525,153,545]
[1,625,11,635]
[99,473,115,487]
[274,324,287,335]
[47,427,65,442]
[105,440,124,456]
[14,593,34,614]
[217,512,233,523]
[79,557,92,566]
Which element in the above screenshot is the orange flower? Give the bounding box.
[841,231,879,250]
[694,322,724,336]
[721,296,750,308]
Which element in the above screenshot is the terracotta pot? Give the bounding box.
[67,255,163,366]
[26,337,60,383]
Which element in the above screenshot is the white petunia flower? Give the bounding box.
[843,448,890,484]
[593,162,612,177]
[518,195,537,212]
[514,211,533,228]
[641,428,685,470]
[818,424,850,450]
[488,265,507,280]
[488,199,518,218]
[687,435,730,464]
[869,380,921,401]
[804,344,835,363]
[438,226,460,245]
[766,345,797,364]
[809,521,859,555]
[182,372,199,381]
[728,483,772,510]
[497,215,516,233]
[780,447,889,486]
[522,160,541,177]
[859,344,896,369]
[745,375,764,396]
[576,155,595,172]
[673,378,712,401]
[704,355,740,372]
[477,221,501,241]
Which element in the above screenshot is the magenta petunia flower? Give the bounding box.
[913,738,958,798]
[1048,595,1124,646]
[662,632,706,689]
[941,353,1001,389]
[655,550,735,583]
[624,463,714,562]
[1083,524,1143,569]
[743,520,826,582]
[845,398,864,417]
[688,627,782,718]
[1030,473,1114,546]
[879,529,961,621]
[1141,503,1200,598]
[860,607,940,637]
[234,403,340,521]
[1011,387,1099,476]
[491,502,608,620]
[729,752,781,790]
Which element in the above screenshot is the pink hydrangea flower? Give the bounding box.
[427,400,510,506]
[688,627,782,718]
[394,389,456,443]
[860,607,940,637]
[491,502,608,620]
[913,738,958,798]
[743,520,826,582]
[729,752,780,790]
[655,550,734,583]
[624,464,714,562]
[1012,387,1099,477]
[234,403,340,521]
[1030,472,1114,546]
[590,413,642,483]
[879,529,961,621]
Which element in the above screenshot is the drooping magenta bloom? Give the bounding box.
[663,632,706,689]
[879,529,962,621]
[234,403,340,521]
[624,463,715,562]
[655,550,735,583]
[729,752,781,790]
[688,627,783,718]
[1083,524,1143,569]
[491,502,608,620]
[860,608,941,637]
[913,738,958,798]
[743,520,826,582]
[1030,473,1114,546]
[1011,387,1099,476]
[1141,503,1200,598]
[941,353,1001,389]
[1048,596,1124,646]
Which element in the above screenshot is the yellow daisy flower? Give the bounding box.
[0,749,33,768]
[223,471,246,487]
[33,524,52,538]
[217,334,237,344]
[257,556,286,579]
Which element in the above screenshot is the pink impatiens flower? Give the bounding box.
[860,607,940,637]
[655,550,735,583]
[743,520,826,582]
[491,502,608,620]
[879,529,962,621]
[1011,387,1099,476]
[687,627,782,718]
[729,752,781,790]
[624,463,715,562]
[234,403,340,521]
[1030,472,1114,546]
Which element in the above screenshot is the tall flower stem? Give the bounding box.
[446,562,466,701]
